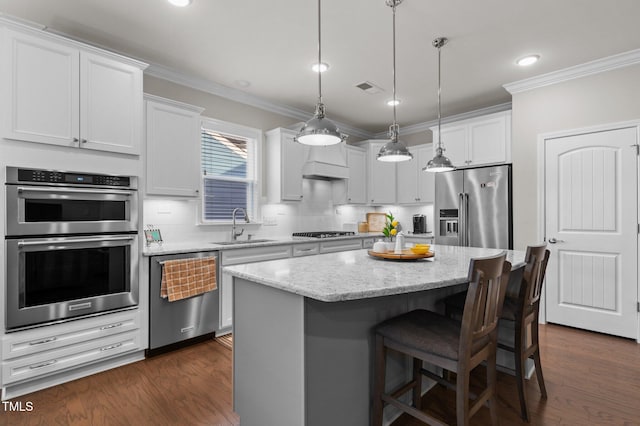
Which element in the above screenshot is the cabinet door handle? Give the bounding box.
[81,139,88,144]
[73,137,79,143]
[100,342,123,352]
[29,359,56,369]
[300,195,303,199]
[100,322,123,331]
[29,336,56,346]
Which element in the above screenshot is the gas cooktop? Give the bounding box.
[292,231,356,239]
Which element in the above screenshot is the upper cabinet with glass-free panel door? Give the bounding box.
[396,144,435,204]
[266,128,310,202]
[145,95,204,197]
[1,21,146,155]
[430,110,511,168]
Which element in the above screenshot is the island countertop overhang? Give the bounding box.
[223,245,526,302]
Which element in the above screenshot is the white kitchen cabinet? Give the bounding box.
[353,140,397,205]
[1,309,141,386]
[319,239,362,253]
[396,144,435,204]
[333,145,367,204]
[219,245,293,331]
[361,237,377,249]
[1,24,146,155]
[145,95,204,197]
[430,110,511,168]
[265,128,309,202]
[292,242,320,257]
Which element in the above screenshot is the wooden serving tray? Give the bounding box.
[367,249,434,260]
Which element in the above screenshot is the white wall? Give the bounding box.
[510,63,640,249]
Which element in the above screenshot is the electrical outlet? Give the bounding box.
[262,216,277,226]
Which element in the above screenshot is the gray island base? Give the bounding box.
[225,245,526,426]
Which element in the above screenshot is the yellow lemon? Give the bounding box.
[410,246,429,254]
[390,228,397,236]
[391,220,399,227]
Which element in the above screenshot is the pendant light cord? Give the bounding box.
[317,0,323,106]
[392,1,397,131]
[437,41,441,150]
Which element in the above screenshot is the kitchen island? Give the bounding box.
[224,245,525,426]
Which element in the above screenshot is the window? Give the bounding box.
[200,118,260,223]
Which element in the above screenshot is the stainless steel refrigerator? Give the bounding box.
[435,164,512,249]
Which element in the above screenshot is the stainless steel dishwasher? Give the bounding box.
[147,251,219,356]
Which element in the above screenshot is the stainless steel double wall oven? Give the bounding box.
[5,167,139,330]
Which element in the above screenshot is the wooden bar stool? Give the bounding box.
[372,252,511,426]
[442,244,550,422]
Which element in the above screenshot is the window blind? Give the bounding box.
[201,129,256,221]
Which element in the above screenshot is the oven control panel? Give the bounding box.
[13,168,133,188]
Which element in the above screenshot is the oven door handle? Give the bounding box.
[17,186,134,196]
[17,236,136,248]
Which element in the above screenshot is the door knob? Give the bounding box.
[548,237,565,244]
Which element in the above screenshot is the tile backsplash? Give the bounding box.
[143,179,433,243]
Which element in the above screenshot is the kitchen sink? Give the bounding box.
[210,239,274,245]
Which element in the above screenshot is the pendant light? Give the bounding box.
[424,37,455,172]
[295,0,346,146]
[377,0,413,163]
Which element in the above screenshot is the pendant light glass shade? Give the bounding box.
[377,0,412,163]
[295,0,346,146]
[424,37,455,173]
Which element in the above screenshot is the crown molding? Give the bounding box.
[145,62,373,139]
[504,48,640,94]
[373,102,513,138]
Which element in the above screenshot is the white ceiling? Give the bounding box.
[1,0,639,135]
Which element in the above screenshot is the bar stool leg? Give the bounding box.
[412,357,422,409]
[515,321,529,421]
[532,319,547,399]
[373,335,386,426]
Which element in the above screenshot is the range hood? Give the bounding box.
[302,144,349,180]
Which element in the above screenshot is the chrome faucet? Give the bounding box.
[231,207,250,241]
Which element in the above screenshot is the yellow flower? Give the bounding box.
[390,228,397,236]
[391,220,399,227]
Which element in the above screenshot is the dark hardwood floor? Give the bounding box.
[2,324,639,425]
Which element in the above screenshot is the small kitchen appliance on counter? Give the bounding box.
[412,214,427,234]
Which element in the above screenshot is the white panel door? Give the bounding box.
[2,28,79,147]
[396,147,418,204]
[417,144,435,203]
[545,126,638,339]
[145,99,201,196]
[281,130,307,201]
[80,51,142,155]
[435,125,466,167]
[346,146,367,204]
[368,142,397,204]
[468,114,507,166]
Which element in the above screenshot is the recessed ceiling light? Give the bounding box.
[516,55,540,66]
[168,0,192,7]
[312,62,329,73]
[234,79,251,88]
[386,99,401,106]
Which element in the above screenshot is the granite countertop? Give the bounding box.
[142,232,399,256]
[223,244,525,302]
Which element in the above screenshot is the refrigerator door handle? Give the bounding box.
[458,192,464,246]
[464,193,470,247]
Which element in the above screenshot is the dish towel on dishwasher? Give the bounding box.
[160,257,217,302]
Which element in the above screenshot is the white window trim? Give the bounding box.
[198,117,262,225]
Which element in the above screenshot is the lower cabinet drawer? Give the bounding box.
[2,330,141,385]
[2,310,141,361]
[292,243,320,257]
[319,239,362,253]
